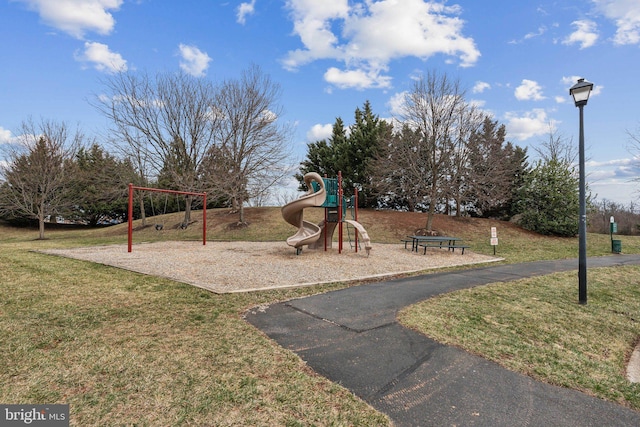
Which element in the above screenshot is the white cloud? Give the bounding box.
[306,123,333,142]
[324,67,392,90]
[0,126,13,145]
[387,91,408,117]
[514,79,545,101]
[15,0,123,39]
[283,0,479,90]
[525,26,547,40]
[562,19,599,49]
[472,81,490,94]
[469,99,487,109]
[504,109,556,141]
[75,41,127,73]
[237,0,256,25]
[593,0,640,45]
[178,44,212,77]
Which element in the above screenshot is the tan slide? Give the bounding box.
[308,219,372,255]
[281,172,326,252]
[344,219,373,255]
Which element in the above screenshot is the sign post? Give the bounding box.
[490,227,498,255]
[610,216,621,253]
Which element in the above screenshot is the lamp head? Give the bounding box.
[569,78,594,107]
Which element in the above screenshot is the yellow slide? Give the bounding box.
[281,172,326,252]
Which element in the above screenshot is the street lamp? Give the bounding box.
[569,78,594,305]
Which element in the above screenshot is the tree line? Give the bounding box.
[297,71,596,236]
[0,65,291,238]
[2,68,638,239]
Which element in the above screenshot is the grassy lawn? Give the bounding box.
[0,227,389,426]
[2,208,640,425]
[399,262,640,411]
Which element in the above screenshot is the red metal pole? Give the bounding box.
[323,174,328,251]
[354,187,358,253]
[203,193,207,246]
[324,206,328,251]
[127,185,206,253]
[128,183,133,253]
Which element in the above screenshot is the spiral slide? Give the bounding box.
[281,172,326,252]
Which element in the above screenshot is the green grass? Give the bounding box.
[2,208,640,424]
[0,229,389,426]
[399,264,640,410]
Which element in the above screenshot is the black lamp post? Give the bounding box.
[569,78,594,305]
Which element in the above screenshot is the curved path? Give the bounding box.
[246,255,640,427]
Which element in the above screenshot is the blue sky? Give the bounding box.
[1,0,640,206]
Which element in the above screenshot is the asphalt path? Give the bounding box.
[246,255,640,426]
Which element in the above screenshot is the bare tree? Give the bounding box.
[534,123,577,165]
[628,124,640,201]
[444,101,485,216]
[202,65,292,225]
[373,123,431,211]
[393,71,473,231]
[94,71,220,227]
[0,118,81,239]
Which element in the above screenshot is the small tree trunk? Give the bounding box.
[238,202,245,224]
[426,207,435,232]
[37,206,46,240]
[425,180,438,231]
[183,195,192,227]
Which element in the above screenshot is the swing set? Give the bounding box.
[127,183,207,253]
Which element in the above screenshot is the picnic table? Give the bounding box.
[402,235,470,254]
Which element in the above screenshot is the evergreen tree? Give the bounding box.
[295,118,346,188]
[296,101,386,207]
[466,117,528,219]
[68,144,135,225]
[516,158,580,236]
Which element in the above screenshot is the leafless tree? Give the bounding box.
[392,71,474,231]
[94,71,220,227]
[373,123,431,212]
[534,123,577,165]
[628,124,640,201]
[0,118,82,239]
[201,65,292,225]
[444,101,485,216]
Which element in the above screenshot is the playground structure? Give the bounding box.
[127,184,207,253]
[281,172,372,255]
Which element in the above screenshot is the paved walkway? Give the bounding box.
[246,255,640,427]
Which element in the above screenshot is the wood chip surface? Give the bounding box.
[41,241,501,293]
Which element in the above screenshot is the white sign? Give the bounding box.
[491,237,498,246]
[491,227,497,238]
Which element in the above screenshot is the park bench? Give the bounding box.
[400,238,414,250]
[419,242,470,255]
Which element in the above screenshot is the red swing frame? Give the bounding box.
[127,183,207,253]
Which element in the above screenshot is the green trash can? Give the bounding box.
[612,239,622,254]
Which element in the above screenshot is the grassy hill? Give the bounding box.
[13,206,639,263]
